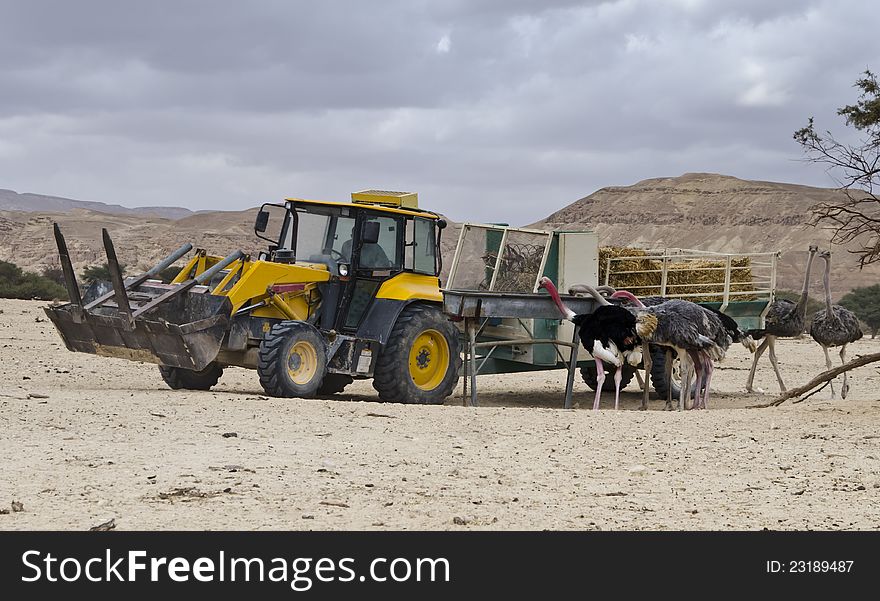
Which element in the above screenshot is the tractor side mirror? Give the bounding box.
[437,219,447,229]
[361,221,380,245]
[254,210,270,233]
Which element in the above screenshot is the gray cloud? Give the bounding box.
[0,0,877,223]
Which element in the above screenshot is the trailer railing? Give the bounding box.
[602,248,779,313]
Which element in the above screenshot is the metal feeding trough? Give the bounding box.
[443,288,599,408]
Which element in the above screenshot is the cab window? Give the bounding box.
[359,215,402,270]
[405,218,437,275]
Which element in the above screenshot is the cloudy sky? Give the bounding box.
[1,0,877,223]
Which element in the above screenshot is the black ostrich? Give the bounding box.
[539,277,657,410]
[746,245,818,393]
[809,250,863,398]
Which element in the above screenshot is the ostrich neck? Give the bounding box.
[542,280,576,320]
[611,290,646,308]
[796,251,816,318]
[823,257,833,319]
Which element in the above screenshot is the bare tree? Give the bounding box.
[795,70,880,267]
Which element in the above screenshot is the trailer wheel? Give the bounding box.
[318,374,353,395]
[372,304,461,404]
[258,321,327,398]
[158,362,223,391]
[580,363,635,392]
[649,345,696,401]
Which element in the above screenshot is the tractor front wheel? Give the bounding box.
[158,362,224,391]
[372,304,461,404]
[258,321,327,398]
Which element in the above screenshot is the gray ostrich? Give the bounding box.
[809,250,863,399]
[746,245,818,393]
[610,291,728,410]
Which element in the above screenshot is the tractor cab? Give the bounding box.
[254,190,448,335]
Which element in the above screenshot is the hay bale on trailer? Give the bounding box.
[665,257,756,301]
[600,247,757,301]
[598,247,661,294]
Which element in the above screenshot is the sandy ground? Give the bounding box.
[1,297,879,530]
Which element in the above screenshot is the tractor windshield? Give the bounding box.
[279,204,356,264]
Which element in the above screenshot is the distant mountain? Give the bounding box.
[0,188,193,220]
[531,172,879,295]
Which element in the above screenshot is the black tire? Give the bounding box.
[372,304,461,404]
[258,321,327,398]
[649,345,696,401]
[318,373,353,395]
[580,363,636,392]
[158,362,223,391]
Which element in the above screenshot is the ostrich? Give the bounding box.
[746,245,818,393]
[611,290,728,410]
[538,277,656,410]
[809,250,863,399]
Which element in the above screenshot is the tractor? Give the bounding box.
[45,190,462,404]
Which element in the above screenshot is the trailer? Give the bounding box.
[442,223,779,407]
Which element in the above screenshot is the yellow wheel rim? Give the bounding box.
[408,329,450,391]
[287,340,318,385]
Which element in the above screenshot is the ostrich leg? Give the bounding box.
[613,366,623,410]
[641,342,651,410]
[822,345,835,399]
[840,345,849,399]
[664,349,675,410]
[697,353,714,409]
[678,353,694,411]
[746,337,770,392]
[767,337,786,392]
[593,358,605,411]
[686,350,704,410]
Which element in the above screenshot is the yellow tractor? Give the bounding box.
[45,190,461,404]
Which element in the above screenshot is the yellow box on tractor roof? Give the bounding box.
[351,189,418,209]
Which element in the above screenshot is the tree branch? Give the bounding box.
[748,351,880,408]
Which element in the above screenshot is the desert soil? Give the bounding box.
[1,298,878,530]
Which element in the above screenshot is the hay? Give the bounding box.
[600,247,757,302]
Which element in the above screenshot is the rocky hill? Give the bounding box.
[0,173,876,298]
[532,172,879,295]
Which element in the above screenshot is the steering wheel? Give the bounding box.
[329,249,347,261]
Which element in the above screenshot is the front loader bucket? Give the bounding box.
[44,225,240,371]
[45,286,232,370]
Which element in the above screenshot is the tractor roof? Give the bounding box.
[284,195,441,219]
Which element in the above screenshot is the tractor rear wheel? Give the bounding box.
[372,304,461,404]
[158,362,224,391]
[318,373,353,395]
[258,321,327,398]
[580,363,636,392]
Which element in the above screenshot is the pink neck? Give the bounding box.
[540,278,576,320]
[611,290,645,308]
